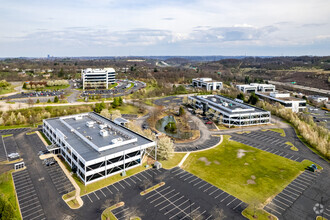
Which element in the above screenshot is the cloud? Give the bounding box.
[162,17,175,21]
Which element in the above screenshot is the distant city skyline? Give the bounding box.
[1,0,330,57]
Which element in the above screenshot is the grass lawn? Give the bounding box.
[101,202,124,220]
[262,128,286,137]
[0,124,39,130]
[0,170,21,220]
[2,134,13,138]
[25,84,70,91]
[109,83,118,89]
[158,153,186,169]
[126,83,134,90]
[39,131,52,145]
[0,85,16,95]
[285,141,298,151]
[182,135,312,204]
[110,104,144,115]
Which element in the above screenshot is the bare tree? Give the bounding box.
[190,209,204,220]
[101,199,113,220]
[211,207,226,220]
[125,206,143,220]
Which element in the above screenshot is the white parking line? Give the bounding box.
[280,192,297,200]
[20,197,38,206]
[302,171,317,178]
[15,180,33,188]
[100,189,107,197]
[209,188,219,195]
[293,179,308,187]
[289,155,294,159]
[180,207,201,220]
[21,204,41,214]
[117,181,125,189]
[183,175,195,181]
[294,157,300,161]
[29,213,45,220]
[278,152,284,156]
[93,191,100,200]
[164,199,189,215]
[188,177,199,184]
[175,170,186,176]
[226,198,237,206]
[87,194,93,203]
[220,194,231,202]
[112,184,119,191]
[151,189,175,203]
[113,207,129,215]
[148,169,157,175]
[146,186,171,200]
[159,196,184,211]
[122,179,131,187]
[23,208,43,218]
[155,192,180,207]
[144,170,152,177]
[214,191,225,199]
[17,192,36,201]
[21,200,40,210]
[286,185,302,194]
[133,175,142,181]
[276,194,293,204]
[17,186,34,193]
[273,198,290,207]
[139,172,148,179]
[265,206,281,215]
[233,201,243,210]
[172,168,182,174]
[299,173,315,181]
[203,185,214,192]
[128,177,136,184]
[179,172,191,179]
[270,202,285,210]
[283,188,299,197]
[198,182,209,189]
[290,182,306,191]
[193,179,204,186]
[169,202,195,219]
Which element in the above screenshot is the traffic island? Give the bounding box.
[140,182,165,196]
[101,202,125,220]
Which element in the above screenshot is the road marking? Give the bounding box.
[280,192,297,200]
[193,179,204,186]
[286,185,302,194]
[93,192,100,200]
[289,155,294,159]
[169,201,195,219]
[203,185,214,192]
[86,194,93,203]
[270,202,285,210]
[122,179,131,187]
[226,198,237,206]
[265,206,281,215]
[151,189,175,203]
[21,204,41,214]
[128,177,136,184]
[293,179,308,187]
[117,181,125,189]
[283,188,300,197]
[148,169,157,175]
[164,199,189,215]
[133,175,142,181]
[273,198,290,207]
[159,196,185,211]
[29,213,45,220]
[112,184,119,191]
[209,188,220,195]
[220,194,231,202]
[179,207,201,220]
[233,201,243,210]
[214,191,225,199]
[139,172,148,179]
[179,172,191,179]
[198,182,209,189]
[21,200,40,210]
[189,177,199,183]
[146,186,171,200]
[175,170,186,176]
[276,194,293,204]
[172,168,182,174]
[100,189,106,197]
[183,175,195,181]
[155,192,180,207]
[144,170,152,177]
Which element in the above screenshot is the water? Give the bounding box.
[155,115,193,139]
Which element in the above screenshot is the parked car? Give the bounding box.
[205,121,213,124]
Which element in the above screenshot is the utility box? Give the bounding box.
[154,161,162,170]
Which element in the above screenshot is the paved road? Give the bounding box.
[269,80,330,96]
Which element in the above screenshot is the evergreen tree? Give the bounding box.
[54,96,59,103]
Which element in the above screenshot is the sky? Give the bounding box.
[1,0,330,57]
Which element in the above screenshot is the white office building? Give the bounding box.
[256,92,306,113]
[309,95,329,103]
[43,112,156,185]
[192,78,222,91]
[236,83,275,93]
[82,68,116,89]
[188,95,271,127]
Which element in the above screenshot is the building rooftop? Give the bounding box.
[45,112,154,162]
[256,92,306,102]
[193,78,221,83]
[192,95,267,115]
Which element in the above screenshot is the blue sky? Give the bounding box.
[1,0,330,57]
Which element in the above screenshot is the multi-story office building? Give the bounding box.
[256,92,306,113]
[236,83,275,93]
[192,78,223,91]
[81,68,116,89]
[188,95,271,127]
[43,112,156,185]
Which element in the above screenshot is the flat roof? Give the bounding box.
[45,112,154,162]
[256,92,306,102]
[191,95,268,115]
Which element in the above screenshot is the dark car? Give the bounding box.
[205,121,213,124]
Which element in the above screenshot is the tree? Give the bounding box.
[111,110,121,120]
[100,109,110,118]
[179,106,185,116]
[237,93,245,101]
[36,99,40,103]
[118,97,123,106]
[157,136,174,160]
[112,97,120,108]
[0,195,15,220]
[94,103,105,113]
[54,96,59,103]
[22,82,27,89]
[47,99,51,103]
[211,207,226,220]
[101,199,113,220]
[248,92,259,105]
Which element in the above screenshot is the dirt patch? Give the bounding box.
[247,179,256,184]
[198,157,211,166]
[214,160,220,165]
[237,149,249,158]
[244,163,249,166]
[251,175,256,180]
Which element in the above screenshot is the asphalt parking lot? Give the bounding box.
[79,167,247,219]
[3,134,19,156]
[153,96,183,107]
[264,170,320,218]
[175,134,221,152]
[230,130,304,162]
[43,158,75,195]
[12,169,46,220]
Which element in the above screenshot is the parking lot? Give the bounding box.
[264,170,320,218]
[153,96,183,107]
[12,169,46,220]
[230,131,304,162]
[43,158,75,195]
[174,134,221,152]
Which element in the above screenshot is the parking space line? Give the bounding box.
[203,185,214,192]
[233,201,243,210]
[159,196,184,211]
[100,189,107,197]
[179,172,191,179]
[209,188,219,195]
[265,206,281,215]
[17,185,34,193]
[180,207,201,220]
[220,194,231,202]
[117,181,125,189]
[112,184,119,191]
[128,177,136,184]
[270,202,285,210]
[283,188,299,197]
[148,169,157,175]
[113,207,129,215]
[293,179,308,187]
[87,194,93,203]
[280,192,297,200]
[122,179,131,187]
[21,200,40,210]
[273,198,290,207]
[193,179,204,186]
[150,189,175,203]
[155,192,180,207]
[198,182,209,189]
[144,170,152,177]
[21,204,41,214]
[20,197,38,206]
[146,186,171,200]
[29,213,46,220]
[17,192,36,201]
[133,175,142,181]
[138,172,148,179]
[183,175,195,181]
[226,197,237,206]
[164,199,189,215]
[171,169,182,174]
[289,155,294,159]
[286,185,302,194]
[291,181,307,190]
[175,170,186,176]
[23,209,43,218]
[169,201,195,219]
[276,194,293,204]
[188,177,199,184]
[214,191,225,199]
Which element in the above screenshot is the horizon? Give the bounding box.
[1,0,330,57]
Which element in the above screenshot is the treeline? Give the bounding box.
[0,105,92,126]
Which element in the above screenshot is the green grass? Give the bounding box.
[143,99,155,106]
[109,83,118,89]
[39,131,52,145]
[242,205,276,220]
[140,182,165,195]
[26,131,36,135]
[0,124,38,130]
[182,135,310,204]
[25,84,70,91]
[101,202,124,220]
[285,141,298,151]
[316,216,328,220]
[126,83,134,90]
[0,85,15,95]
[110,104,144,115]
[263,128,286,137]
[158,153,186,169]
[2,134,13,138]
[0,170,21,220]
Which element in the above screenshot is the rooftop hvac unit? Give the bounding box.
[211,98,217,102]
[75,115,83,120]
[223,102,228,107]
[86,121,95,127]
[111,137,123,144]
[99,129,109,137]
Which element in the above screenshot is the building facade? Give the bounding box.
[43,112,156,185]
[81,68,116,89]
[188,95,271,127]
[192,78,222,91]
[256,92,306,113]
[236,83,275,93]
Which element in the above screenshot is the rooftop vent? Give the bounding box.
[99,124,107,129]
[75,115,83,120]
[111,137,123,144]
[100,129,108,137]
[86,121,95,127]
